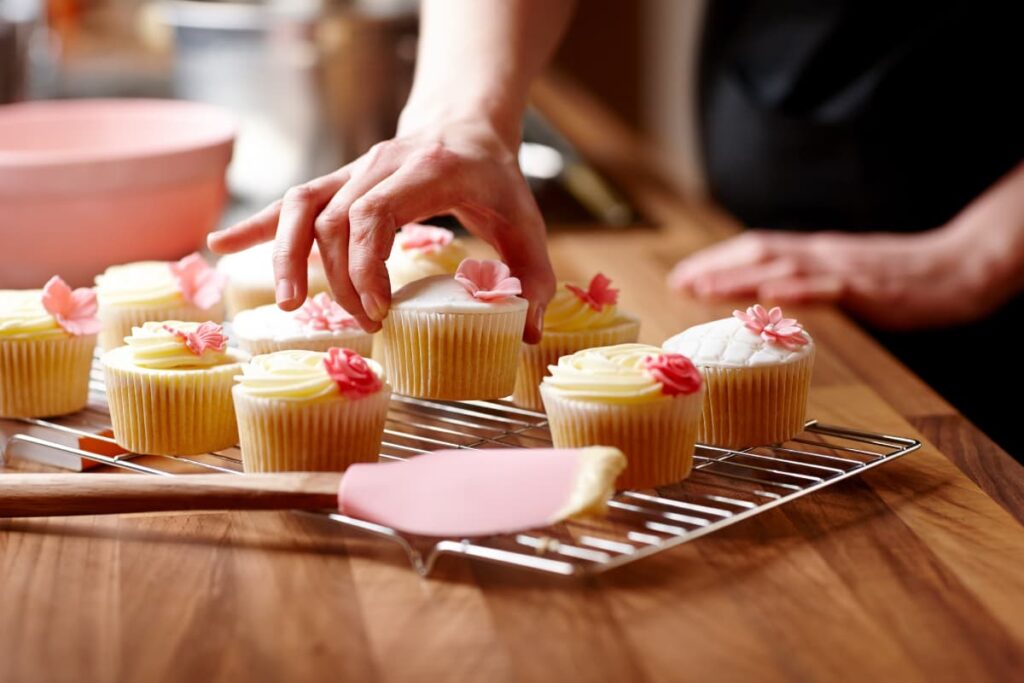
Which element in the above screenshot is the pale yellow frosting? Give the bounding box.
[542,343,669,404]
[387,236,468,290]
[0,290,64,340]
[235,349,385,402]
[551,446,627,521]
[125,321,231,369]
[95,262,182,308]
[544,283,623,332]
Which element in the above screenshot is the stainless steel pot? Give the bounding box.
[159,0,416,207]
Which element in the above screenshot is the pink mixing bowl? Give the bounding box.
[0,99,235,288]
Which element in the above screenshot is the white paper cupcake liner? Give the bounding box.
[103,347,245,455]
[540,386,705,489]
[513,317,641,412]
[233,385,391,472]
[377,307,526,400]
[0,334,97,418]
[698,350,815,449]
[238,332,374,358]
[99,300,226,351]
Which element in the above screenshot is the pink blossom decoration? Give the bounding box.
[643,353,702,396]
[454,258,522,302]
[169,252,227,310]
[163,322,227,356]
[733,304,808,349]
[323,347,382,399]
[565,273,619,312]
[295,293,358,332]
[398,223,454,253]
[41,276,102,336]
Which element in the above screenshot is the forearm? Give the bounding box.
[942,161,1024,304]
[399,0,575,146]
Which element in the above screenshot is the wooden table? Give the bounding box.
[2,74,1023,682]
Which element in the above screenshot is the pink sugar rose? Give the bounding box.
[323,347,383,399]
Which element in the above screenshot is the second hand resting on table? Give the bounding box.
[209,0,1024,339]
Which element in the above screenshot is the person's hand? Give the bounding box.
[668,227,1012,330]
[208,119,555,342]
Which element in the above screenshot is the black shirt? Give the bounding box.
[699,1,1024,231]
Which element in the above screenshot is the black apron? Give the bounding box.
[699,1,1024,459]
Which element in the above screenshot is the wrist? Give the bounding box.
[938,213,1024,306]
[398,91,524,151]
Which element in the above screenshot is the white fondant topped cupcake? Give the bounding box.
[663,305,813,367]
[662,305,816,449]
[232,293,373,357]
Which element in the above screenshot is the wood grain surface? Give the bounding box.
[1,73,1022,682]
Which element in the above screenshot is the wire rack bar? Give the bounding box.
[0,359,920,577]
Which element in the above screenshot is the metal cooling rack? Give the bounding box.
[0,357,920,577]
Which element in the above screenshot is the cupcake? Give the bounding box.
[95,252,227,351]
[513,273,640,411]
[377,258,528,400]
[0,277,101,418]
[233,348,390,472]
[386,223,468,291]
[216,241,330,317]
[663,305,815,448]
[540,344,704,489]
[103,321,247,455]
[233,293,373,357]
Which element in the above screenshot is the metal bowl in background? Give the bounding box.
[158,0,417,211]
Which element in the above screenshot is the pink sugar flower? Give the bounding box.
[163,321,227,356]
[295,293,358,332]
[398,223,454,253]
[565,273,619,312]
[41,276,102,336]
[170,252,227,310]
[454,259,522,302]
[733,304,808,349]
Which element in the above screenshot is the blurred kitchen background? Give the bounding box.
[1,0,704,228]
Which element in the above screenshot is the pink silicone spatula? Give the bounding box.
[0,447,625,537]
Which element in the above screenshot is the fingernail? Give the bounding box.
[361,292,388,322]
[533,306,545,335]
[276,279,295,305]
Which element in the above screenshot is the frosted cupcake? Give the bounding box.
[95,252,227,351]
[233,348,390,472]
[377,258,528,400]
[663,305,814,448]
[386,223,468,291]
[216,241,330,317]
[103,321,247,455]
[0,277,101,418]
[540,344,704,489]
[233,293,373,357]
[514,273,640,411]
